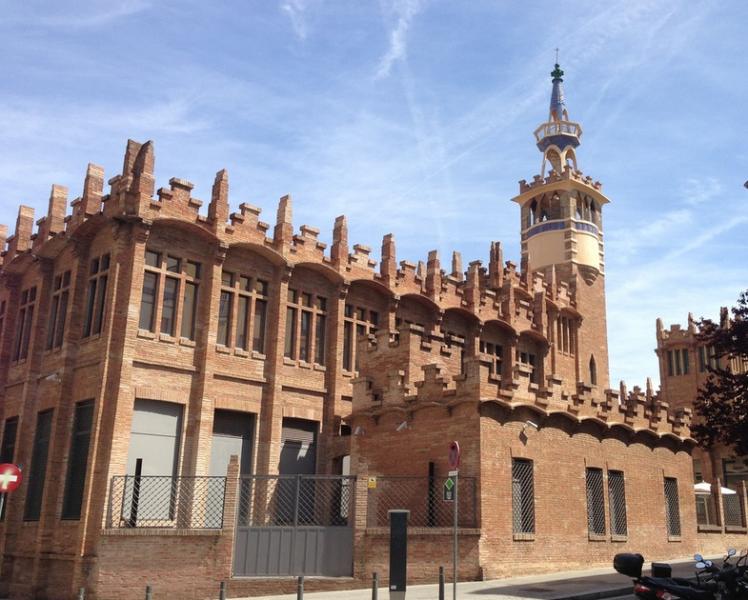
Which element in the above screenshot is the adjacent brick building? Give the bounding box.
[0,64,745,599]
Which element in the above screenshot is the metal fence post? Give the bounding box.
[372,572,378,600]
[145,584,152,600]
[297,575,304,599]
[294,475,302,527]
[219,580,226,600]
[439,565,445,600]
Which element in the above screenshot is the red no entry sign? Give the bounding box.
[0,464,22,493]
[448,441,461,469]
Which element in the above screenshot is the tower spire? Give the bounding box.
[549,62,568,122]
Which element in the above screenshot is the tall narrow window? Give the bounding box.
[585,467,606,535]
[253,293,268,353]
[62,400,94,520]
[24,409,54,521]
[664,477,681,537]
[698,346,706,372]
[160,276,179,336]
[285,289,297,359]
[512,458,535,534]
[180,260,201,340]
[342,303,378,372]
[315,299,327,364]
[667,350,674,376]
[589,355,597,385]
[681,349,689,375]
[47,271,71,350]
[675,348,682,375]
[608,470,627,536]
[0,300,6,343]
[139,271,159,331]
[83,253,110,337]
[286,289,327,365]
[13,286,37,361]
[0,417,18,521]
[218,290,232,346]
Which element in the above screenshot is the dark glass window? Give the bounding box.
[24,410,54,521]
[585,467,606,535]
[61,401,94,520]
[139,272,159,331]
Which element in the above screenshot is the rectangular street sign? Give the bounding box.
[443,477,455,501]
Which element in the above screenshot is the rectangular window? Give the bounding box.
[681,349,689,375]
[13,286,37,361]
[24,410,54,521]
[299,310,311,362]
[0,300,6,345]
[512,458,535,534]
[664,477,681,536]
[252,299,267,353]
[315,314,326,364]
[217,291,232,346]
[180,281,197,339]
[698,347,706,372]
[343,321,353,371]
[61,400,94,520]
[608,470,627,536]
[160,277,179,336]
[0,417,18,521]
[343,302,377,372]
[585,467,606,535]
[236,295,249,350]
[285,306,297,358]
[83,253,110,337]
[675,349,682,375]
[139,271,159,331]
[47,274,70,348]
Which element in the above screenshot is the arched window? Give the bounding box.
[529,200,537,226]
[589,355,597,386]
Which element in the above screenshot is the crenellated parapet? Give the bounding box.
[0,139,588,339]
[349,320,693,442]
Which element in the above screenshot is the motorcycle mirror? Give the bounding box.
[705,560,713,567]
[696,562,706,570]
[727,548,736,557]
[694,554,704,562]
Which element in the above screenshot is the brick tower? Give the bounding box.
[512,63,611,390]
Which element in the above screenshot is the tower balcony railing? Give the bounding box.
[534,120,582,143]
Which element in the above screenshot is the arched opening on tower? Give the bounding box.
[529,199,538,226]
[564,148,577,171]
[545,148,562,174]
[589,355,597,386]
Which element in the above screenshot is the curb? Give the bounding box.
[552,586,632,600]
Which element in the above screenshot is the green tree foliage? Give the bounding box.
[692,290,748,454]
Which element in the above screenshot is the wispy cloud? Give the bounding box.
[281,0,309,40]
[36,0,150,28]
[375,0,425,80]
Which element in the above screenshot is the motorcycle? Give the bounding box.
[613,548,748,600]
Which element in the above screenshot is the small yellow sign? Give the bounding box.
[367,476,377,489]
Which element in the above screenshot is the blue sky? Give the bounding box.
[1,0,746,387]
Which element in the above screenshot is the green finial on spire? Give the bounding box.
[551,63,564,81]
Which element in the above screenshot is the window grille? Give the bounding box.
[608,470,627,536]
[512,459,535,534]
[285,289,327,365]
[586,468,606,535]
[723,488,746,527]
[664,477,681,536]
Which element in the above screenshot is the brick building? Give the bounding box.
[655,310,748,526]
[0,64,745,599]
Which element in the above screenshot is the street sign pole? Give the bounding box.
[448,441,460,600]
[453,469,458,600]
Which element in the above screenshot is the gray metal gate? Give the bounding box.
[233,475,355,577]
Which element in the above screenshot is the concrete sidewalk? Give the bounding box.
[237,557,704,600]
